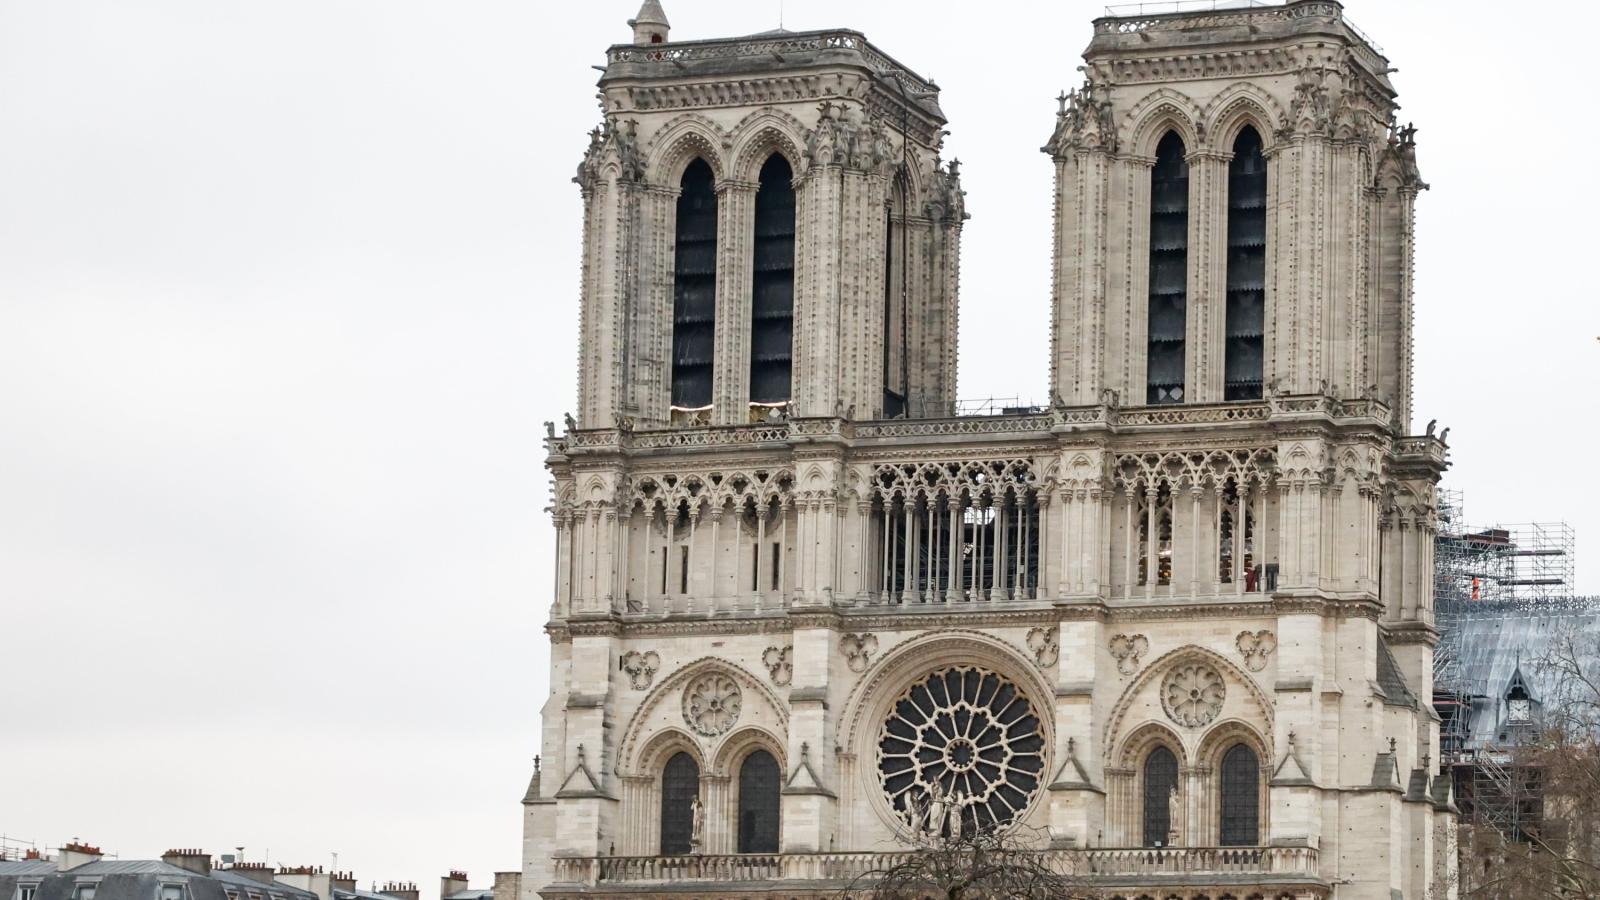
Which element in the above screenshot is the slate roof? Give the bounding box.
[1375,638,1418,709]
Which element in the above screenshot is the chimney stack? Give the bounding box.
[440,872,468,900]
[275,865,332,900]
[59,842,103,870]
[230,863,277,885]
[331,871,357,894]
[380,882,419,900]
[162,850,212,876]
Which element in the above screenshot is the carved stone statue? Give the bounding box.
[690,795,705,854]
[922,781,948,842]
[1167,784,1182,845]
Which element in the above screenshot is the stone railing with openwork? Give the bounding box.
[548,845,1321,888]
[605,29,936,97]
[545,396,1401,460]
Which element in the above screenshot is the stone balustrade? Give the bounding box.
[544,395,1405,460]
[549,845,1320,889]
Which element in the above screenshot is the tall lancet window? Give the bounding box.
[1225,127,1267,400]
[1219,743,1261,846]
[672,159,718,412]
[1142,745,1179,847]
[1147,131,1189,405]
[660,751,700,856]
[882,175,908,419]
[749,154,795,411]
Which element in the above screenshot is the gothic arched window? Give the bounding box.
[1219,743,1260,845]
[736,749,781,853]
[672,159,718,411]
[1147,131,1189,405]
[1142,745,1179,847]
[1224,126,1266,401]
[660,751,700,856]
[882,174,908,418]
[750,154,795,410]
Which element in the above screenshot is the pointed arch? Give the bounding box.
[749,152,796,407]
[1102,644,1274,755]
[1202,84,1286,155]
[1147,130,1189,405]
[647,114,729,185]
[728,108,808,182]
[1123,88,1205,158]
[1224,124,1267,401]
[672,158,718,410]
[618,656,789,777]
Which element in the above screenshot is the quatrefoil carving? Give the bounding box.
[1108,633,1149,676]
[619,650,660,690]
[841,633,879,673]
[763,645,793,686]
[1236,630,1277,672]
[1026,627,1058,668]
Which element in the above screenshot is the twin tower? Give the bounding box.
[572,0,1426,433]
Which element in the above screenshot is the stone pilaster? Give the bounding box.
[712,179,758,425]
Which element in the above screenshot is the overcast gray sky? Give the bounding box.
[2,0,1595,894]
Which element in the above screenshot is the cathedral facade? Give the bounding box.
[523,2,1455,898]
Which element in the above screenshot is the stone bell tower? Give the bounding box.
[1046,0,1426,427]
[571,2,966,430]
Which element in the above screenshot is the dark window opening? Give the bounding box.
[1147,131,1188,405]
[1219,744,1260,846]
[1137,482,1175,586]
[750,155,795,408]
[672,159,717,410]
[660,751,700,856]
[751,542,760,592]
[770,541,781,591]
[737,750,781,853]
[1225,127,1266,401]
[660,545,669,595]
[881,179,907,419]
[1143,745,1179,847]
[679,545,689,594]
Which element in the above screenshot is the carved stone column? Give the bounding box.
[712,179,758,425]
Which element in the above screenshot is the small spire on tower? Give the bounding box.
[629,1,670,45]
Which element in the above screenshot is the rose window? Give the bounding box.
[878,666,1046,835]
[682,672,742,736]
[1161,663,1226,728]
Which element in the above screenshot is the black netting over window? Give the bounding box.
[749,155,795,406]
[672,159,718,409]
[660,751,700,856]
[1219,743,1260,846]
[1147,131,1189,405]
[737,749,782,853]
[1143,745,1178,847]
[1224,127,1266,401]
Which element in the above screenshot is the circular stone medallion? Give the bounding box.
[682,672,742,736]
[1161,663,1226,728]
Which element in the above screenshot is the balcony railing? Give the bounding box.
[549,846,1320,888]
